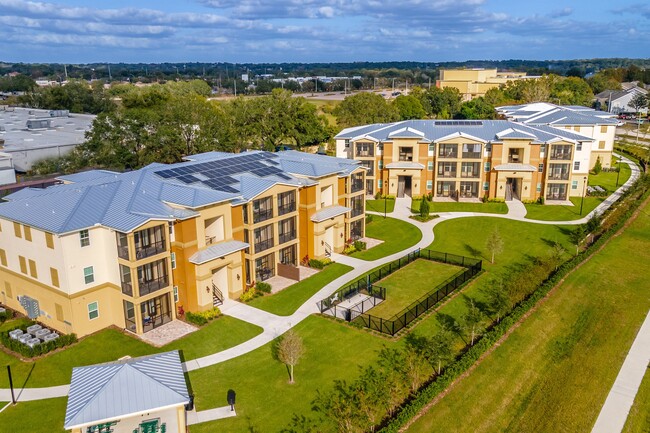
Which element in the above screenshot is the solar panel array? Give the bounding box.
[154,152,292,193]
[434,120,484,126]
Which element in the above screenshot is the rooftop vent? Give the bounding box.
[26,118,52,130]
[49,110,69,118]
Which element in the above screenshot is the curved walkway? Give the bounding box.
[0,155,640,403]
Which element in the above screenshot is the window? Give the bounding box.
[50,268,60,288]
[574,161,580,171]
[485,143,492,153]
[483,182,489,191]
[484,162,491,172]
[55,303,64,322]
[0,249,5,266]
[427,161,433,171]
[24,226,32,242]
[83,266,94,284]
[378,143,383,151]
[378,160,383,169]
[540,144,546,156]
[576,143,582,151]
[344,139,350,148]
[574,126,580,133]
[600,125,607,133]
[538,163,544,172]
[599,141,606,149]
[426,180,433,190]
[45,232,54,249]
[428,143,435,152]
[378,179,383,189]
[19,256,27,274]
[28,259,37,278]
[170,252,176,269]
[79,230,90,247]
[173,286,179,303]
[13,222,21,238]
[572,180,578,190]
[87,302,99,320]
[536,182,542,192]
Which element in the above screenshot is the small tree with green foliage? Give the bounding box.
[463,299,483,346]
[428,324,455,374]
[593,156,602,175]
[419,196,430,218]
[569,225,586,255]
[484,277,510,323]
[485,228,504,264]
[276,330,304,384]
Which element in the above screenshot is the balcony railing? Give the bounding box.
[121,281,133,297]
[548,173,570,181]
[351,181,364,193]
[253,208,274,224]
[134,240,166,260]
[550,152,572,160]
[546,192,568,201]
[279,231,296,244]
[138,275,169,296]
[460,172,479,178]
[438,171,457,178]
[356,148,374,157]
[399,154,413,162]
[254,239,274,253]
[117,246,129,260]
[278,202,296,216]
[438,150,458,158]
[462,152,481,159]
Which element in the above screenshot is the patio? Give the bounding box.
[265,266,321,293]
[137,320,198,347]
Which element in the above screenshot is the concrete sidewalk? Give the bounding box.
[0,384,69,402]
[186,405,237,425]
[591,309,650,433]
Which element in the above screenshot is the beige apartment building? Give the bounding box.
[0,151,365,337]
[437,68,537,101]
[335,119,600,202]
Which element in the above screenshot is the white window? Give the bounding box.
[538,163,544,172]
[171,252,177,269]
[484,162,490,172]
[572,180,578,190]
[428,143,435,152]
[83,266,94,284]
[574,161,580,171]
[173,286,179,303]
[485,143,492,153]
[79,230,90,247]
[378,160,384,169]
[344,139,350,148]
[426,180,433,190]
[378,179,383,189]
[427,161,433,171]
[87,301,99,320]
[576,143,582,151]
[536,182,542,192]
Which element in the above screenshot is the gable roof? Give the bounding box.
[497,103,619,127]
[64,351,189,429]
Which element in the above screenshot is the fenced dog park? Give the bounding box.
[317,249,482,336]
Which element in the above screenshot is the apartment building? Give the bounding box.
[437,69,538,101]
[0,150,365,337]
[497,103,620,173]
[335,119,596,203]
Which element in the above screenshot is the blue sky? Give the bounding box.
[0,0,648,63]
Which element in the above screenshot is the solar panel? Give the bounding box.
[155,170,174,179]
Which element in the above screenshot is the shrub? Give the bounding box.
[343,245,357,255]
[0,309,12,323]
[420,196,430,218]
[353,240,367,251]
[309,258,332,269]
[185,307,222,326]
[593,156,602,175]
[240,287,258,302]
[366,214,374,224]
[0,323,77,358]
[256,281,272,294]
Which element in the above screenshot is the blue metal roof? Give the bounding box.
[189,240,249,264]
[56,170,119,183]
[64,351,189,429]
[311,205,351,222]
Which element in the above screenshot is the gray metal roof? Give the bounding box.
[310,205,351,222]
[385,162,425,169]
[497,103,619,126]
[189,240,249,264]
[64,351,189,429]
[0,150,356,234]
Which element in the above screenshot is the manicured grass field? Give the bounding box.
[187,315,394,433]
[351,216,422,261]
[0,316,262,388]
[247,263,353,315]
[524,196,604,221]
[588,158,632,192]
[405,198,650,433]
[411,200,508,214]
[0,398,67,433]
[623,366,650,433]
[369,259,463,319]
[366,198,396,213]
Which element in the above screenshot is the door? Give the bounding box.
[404,176,412,197]
[324,226,334,256]
[397,176,405,197]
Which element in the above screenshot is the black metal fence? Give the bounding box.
[318,249,482,336]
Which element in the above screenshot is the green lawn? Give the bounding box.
[524,196,604,221]
[0,316,262,388]
[187,315,393,433]
[366,198,396,213]
[0,398,67,433]
[247,263,353,315]
[411,200,508,214]
[588,157,632,192]
[623,366,650,433]
[351,217,422,261]
[369,259,463,319]
[406,197,650,433]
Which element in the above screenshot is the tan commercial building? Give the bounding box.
[437,68,538,101]
[0,151,365,337]
[336,119,599,203]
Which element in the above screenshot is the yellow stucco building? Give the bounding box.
[437,68,538,101]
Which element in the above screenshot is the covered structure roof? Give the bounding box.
[64,351,189,430]
[496,102,620,126]
[310,205,351,222]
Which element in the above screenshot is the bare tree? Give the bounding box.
[485,228,504,264]
[277,330,305,384]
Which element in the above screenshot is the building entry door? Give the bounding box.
[397,176,412,198]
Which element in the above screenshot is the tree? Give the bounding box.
[569,225,585,255]
[333,92,399,128]
[463,299,483,346]
[276,330,305,384]
[630,93,648,116]
[457,97,497,119]
[354,367,389,431]
[551,76,594,106]
[593,156,602,175]
[428,324,455,374]
[312,381,362,433]
[393,94,426,120]
[485,228,504,264]
[417,86,462,118]
[419,196,430,218]
[484,278,509,323]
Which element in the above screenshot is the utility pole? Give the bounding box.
[7,366,16,404]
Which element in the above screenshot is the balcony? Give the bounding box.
[351,181,364,193]
[278,202,296,216]
[355,146,374,157]
[548,172,570,181]
[550,152,572,160]
[438,171,457,178]
[121,281,133,297]
[254,239,274,253]
[138,275,169,296]
[134,240,166,260]
[351,207,364,218]
[279,231,296,244]
[460,171,479,178]
[253,208,273,224]
[117,245,129,260]
[462,152,481,159]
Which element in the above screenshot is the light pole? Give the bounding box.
[615,154,622,187]
[580,176,587,215]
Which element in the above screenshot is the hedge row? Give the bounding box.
[0,322,77,358]
[378,175,650,433]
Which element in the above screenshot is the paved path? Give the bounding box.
[591,309,650,433]
[0,155,642,412]
[187,405,237,425]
